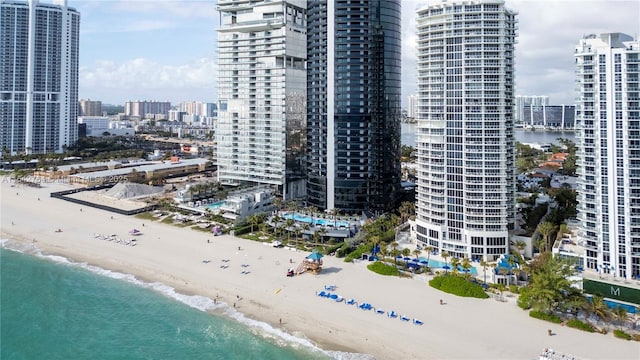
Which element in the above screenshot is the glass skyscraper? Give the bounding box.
[216,0,307,200]
[0,0,80,154]
[306,0,402,213]
[414,0,517,261]
[575,33,640,279]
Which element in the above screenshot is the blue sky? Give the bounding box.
[73,0,640,106]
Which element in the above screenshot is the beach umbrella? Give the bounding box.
[419,259,428,265]
[403,257,411,261]
[442,265,451,270]
[306,251,324,261]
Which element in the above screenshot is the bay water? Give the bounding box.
[0,242,358,360]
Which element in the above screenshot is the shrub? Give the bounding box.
[517,286,532,309]
[367,261,399,276]
[344,243,371,262]
[529,310,562,323]
[565,319,595,332]
[614,329,632,340]
[429,274,489,299]
[632,334,640,342]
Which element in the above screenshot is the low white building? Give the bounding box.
[219,187,275,221]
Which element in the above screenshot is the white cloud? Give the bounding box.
[80,57,217,104]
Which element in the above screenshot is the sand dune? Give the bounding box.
[1,177,638,360]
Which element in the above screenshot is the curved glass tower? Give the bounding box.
[414,0,517,261]
[306,0,402,213]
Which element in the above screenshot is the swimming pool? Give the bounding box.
[206,201,226,210]
[603,299,638,314]
[418,257,478,275]
[283,213,350,228]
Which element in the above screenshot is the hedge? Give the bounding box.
[367,261,400,276]
[529,310,562,323]
[429,275,489,299]
[565,319,595,332]
[614,329,632,340]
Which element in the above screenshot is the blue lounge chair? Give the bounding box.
[335,296,344,302]
[329,294,339,300]
[413,319,424,326]
[317,291,327,297]
[376,309,385,315]
[388,311,397,318]
[346,298,356,305]
[400,315,410,322]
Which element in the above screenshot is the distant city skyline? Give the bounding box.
[74,0,639,106]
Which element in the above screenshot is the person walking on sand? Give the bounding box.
[279,318,282,325]
[548,329,552,336]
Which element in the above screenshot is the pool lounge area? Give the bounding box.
[282,213,352,228]
[417,257,478,276]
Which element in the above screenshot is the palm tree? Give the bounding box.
[390,247,400,265]
[461,257,472,279]
[515,240,527,256]
[425,245,434,265]
[330,207,340,225]
[401,247,411,260]
[537,222,557,253]
[379,244,388,261]
[480,259,489,285]
[412,248,422,260]
[285,219,295,241]
[613,306,629,330]
[583,295,613,325]
[441,251,450,273]
[450,257,460,275]
[498,267,510,287]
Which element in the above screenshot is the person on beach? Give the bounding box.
[279,318,282,325]
[548,329,552,336]
[440,299,444,305]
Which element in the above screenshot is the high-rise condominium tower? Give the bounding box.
[79,99,102,116]
[575,33,640,280]
[415,0,517,261]
[216,0,307,200]
[306,0,402,213]
[0,0,80,154]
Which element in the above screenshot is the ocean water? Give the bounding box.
[0,242,359,360]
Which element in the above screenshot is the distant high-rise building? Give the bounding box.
[521,104,575,129]
[306,0,402,213]
[124,100,171,118]
[407,94,418,118]
[0,0,80,154]
[575,33,640,280]
[216,0,307,199]
[515,95,548,123]
[415,0,517,261]
[79,99,102,116]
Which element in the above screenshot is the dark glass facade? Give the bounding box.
[306,0,402,213]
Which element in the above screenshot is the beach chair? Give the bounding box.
[334,296,344,302]
[317,291,327,297]
[413,319,424,326]
[388,311,397,318]
[346,298,356,305]
[400,315,410,322]
[376,309,385,315]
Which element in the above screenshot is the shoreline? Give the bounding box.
[2,179,638,360]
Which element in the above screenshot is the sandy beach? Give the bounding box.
[1,178,638,360]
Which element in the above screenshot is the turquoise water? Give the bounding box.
[0,245,338,360]
[283,214,350,228]
[206,201,226,210]
[417,257,478,275]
